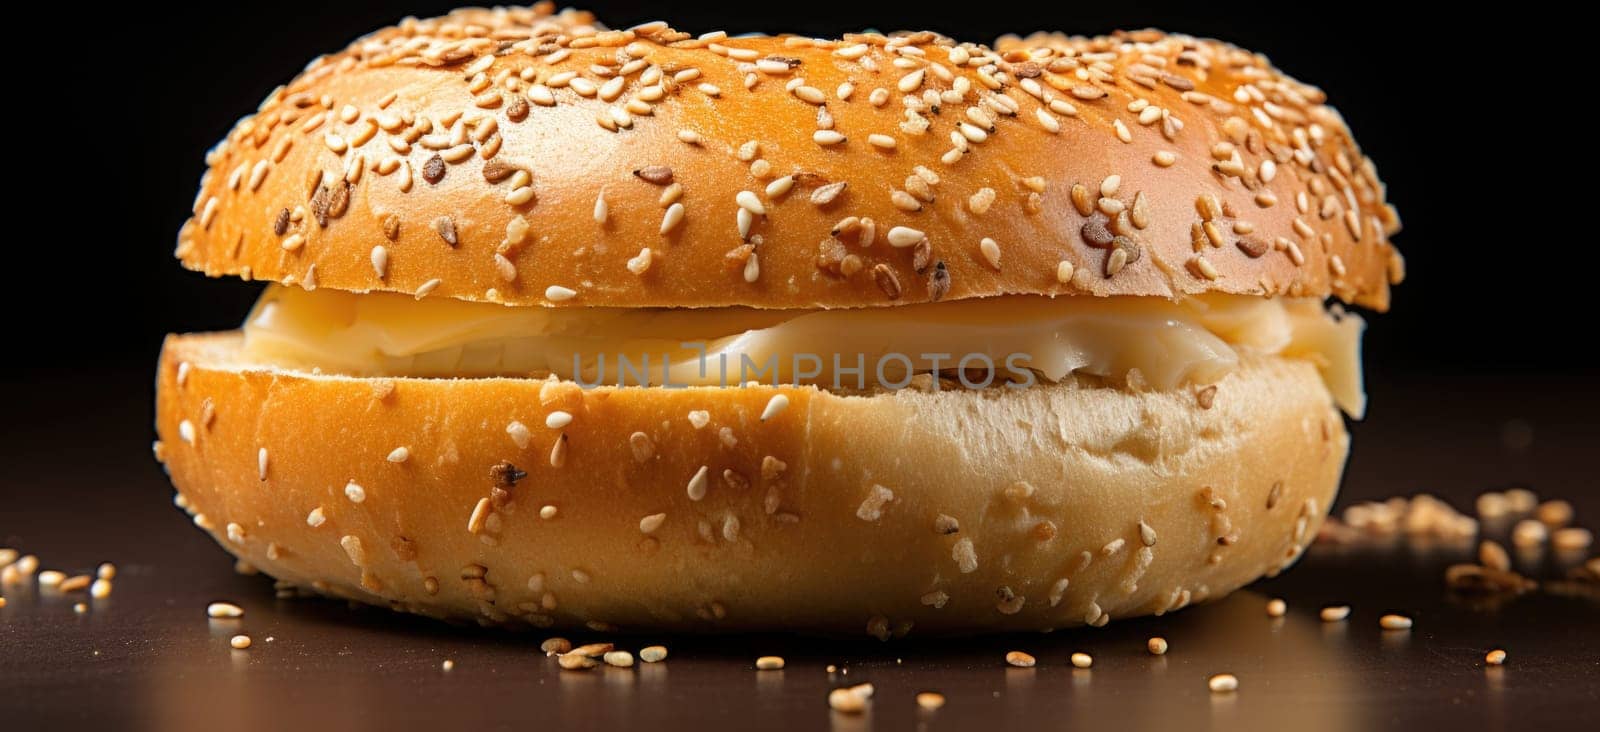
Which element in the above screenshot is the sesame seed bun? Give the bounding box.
[155,332,1344,633]
[176,9,1400,310]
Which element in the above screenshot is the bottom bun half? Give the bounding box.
[154,332,1346,636]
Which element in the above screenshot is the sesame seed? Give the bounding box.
[545,285,577,302]
[1486,649,1507,666]
[626,248,653,275]
[677,129,703,145]
[558,652,598,670]
[661,202,686,234]
[369,246,389,280]
[38,570,65,588]
[979,238,1002,270]
[952,537,978,573]
[344,481,366,503]
[867,134,897,150]
[828,687,868,714]
[639,513,667,534]
[1512,519,1547,548]
[835,43,870,60]
[1266,598,1287,617]
[916,692,946,710]
[91,578,112,599]
[756,656,786,670]
[640,646,669,663]
[813,130,846,146]
[603,651,634,668]
[1320,605,1351,622]
[1153,151,1177,167]
[766,175,796,198]
[96,563,116,581]
[179,419,197,445]
[811,181,848,206]
[1056,261,1076,284]
[386,446,410,463]
[306,507,325,527]
[1208,674,1238,693]
[887,226,925,248]
[1190,256,1220,280]
[593,193,608,225]
[1553,527,1594,551]
[207,602,244,619]
[1148,637,1169,655]
[736,190,766,216]
[545,411,574,429]
[761,394,790,421]
[687,465,710,501]
[230,635,252,650]
[467,497,492,534]
[1380,614,1413,630]
[1005,651,1036,668]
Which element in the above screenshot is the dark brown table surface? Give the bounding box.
[3,368,1597,731]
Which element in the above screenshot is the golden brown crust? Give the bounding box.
[155,332,1347,634]
[177,11,1400,311]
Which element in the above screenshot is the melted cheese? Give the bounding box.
[241,285,1365,416]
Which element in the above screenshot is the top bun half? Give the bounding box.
[176,5,1402,310]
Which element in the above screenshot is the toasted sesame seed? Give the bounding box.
[1512,519,1547,548]
[856,484,895,522]
[979,238,1002,270]
[687,466,710,501]
[916,692,945,710]
[603,651,634,668]
[761,394,790,421]
[540,637,572,656]
[952,537,978,573]
[799,182,846,208]
[736,190,766,216]
[887,226,925,248]
[466,498,492,534]
[1320,605,1351,622]
[1486,649,1507,666]
[1267,598,1287,617]
[558,652,598,670]
[1071,652,1093,668]
[1380,614,1413,630]
[1208,674,1238,693]
[207,602,244,619]
[91,578,112,599]
[640,646,668,663]
[1005,651,1036,668]
[765,175,796,198]
[1036,108,1061,133]
[38,570,66,588]
[367,245,390,280]
[756,656,786,670]
[230,635,252,650]
[1553,527,1593,551]
[661,202,686,234]
[828,687,868,713]
[1147,637,1169,655]
[1479,540,1512,571]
